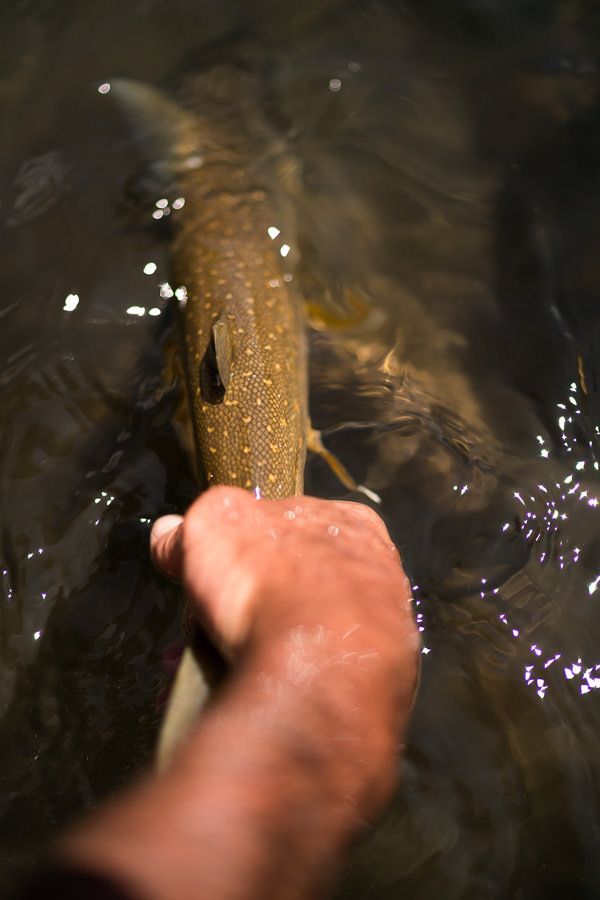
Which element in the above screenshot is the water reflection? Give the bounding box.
[1,0,600,897]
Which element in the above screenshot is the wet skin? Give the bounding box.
[56,487,419,900]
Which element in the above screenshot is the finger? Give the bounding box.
[150,514,184,581]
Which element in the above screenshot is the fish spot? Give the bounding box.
[225,292,233,300]
[270,443,279,453]
[245,479,252,487]
[266,424,273,433]
[223,429,229,437]
[264,344,272,351]
[243,416,252,424]
[274,363,282,372]
[243,281,252,288]
[207,426,215,433]
[229,471,238,479]
[243,446,251,454]
[246,348,254,356]
[209,447,217,454]
[280,417,287,426]
[256,397,262,406]
[263,378,273,387]
[242,371,253,378]
[203,302,212,309]
[268,473,276,483]
[205,291,212,298]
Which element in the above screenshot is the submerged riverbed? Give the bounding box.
[1,0,600,896]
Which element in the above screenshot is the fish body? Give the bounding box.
[174,164,307,498]
[112,54,367,766]
[112,54,312,764]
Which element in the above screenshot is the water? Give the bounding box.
[2,0,600,896]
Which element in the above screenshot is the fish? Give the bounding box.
[111,45,373,768]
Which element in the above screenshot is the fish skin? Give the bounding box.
[112,57,315,765]
[173,163,308,499]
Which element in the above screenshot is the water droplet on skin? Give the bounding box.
[327,525,340,537]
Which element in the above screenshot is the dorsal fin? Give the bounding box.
[198,317,233,404]
[110,79,203,177]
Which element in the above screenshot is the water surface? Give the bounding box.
[1,1,600,897]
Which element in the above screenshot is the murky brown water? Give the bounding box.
[2,1,600,896]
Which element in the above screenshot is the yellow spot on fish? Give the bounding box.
[268,474,276,483]
[229,471,237,479]
[280,417,287,427]
[223,429,229,437]
[207,426,215,433]
[226,292,233,300]
[243,446,251,454]
[242,371,252,378]
[246,348,253,356]
[243,416,252,424]
[205,291,212,298]
[245,479,252,487]
[202,404,210,412]
[266,425,273,433]
[197,328,204,336]
[256,397,262,406]
[209,447,217,454]
[270,443,279,453]
[263,378,273,386]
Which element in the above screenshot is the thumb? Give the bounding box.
[150,515,184,582]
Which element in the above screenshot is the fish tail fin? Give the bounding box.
[109,79,203,178]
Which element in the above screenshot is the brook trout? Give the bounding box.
[113,46,367,767]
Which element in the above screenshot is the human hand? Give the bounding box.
[151,485,418,665]
[151,487,419,820]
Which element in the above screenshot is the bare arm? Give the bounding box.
[49,487,420,900]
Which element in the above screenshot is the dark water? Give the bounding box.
[2,0,600,896]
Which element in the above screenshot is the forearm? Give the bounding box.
[57,626,409,900]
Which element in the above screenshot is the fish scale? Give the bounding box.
[175,182,307,498]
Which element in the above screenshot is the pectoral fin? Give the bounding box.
[307,427,381,504]
[199,317,233,405]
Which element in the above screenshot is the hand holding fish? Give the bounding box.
[46,487,419,900]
